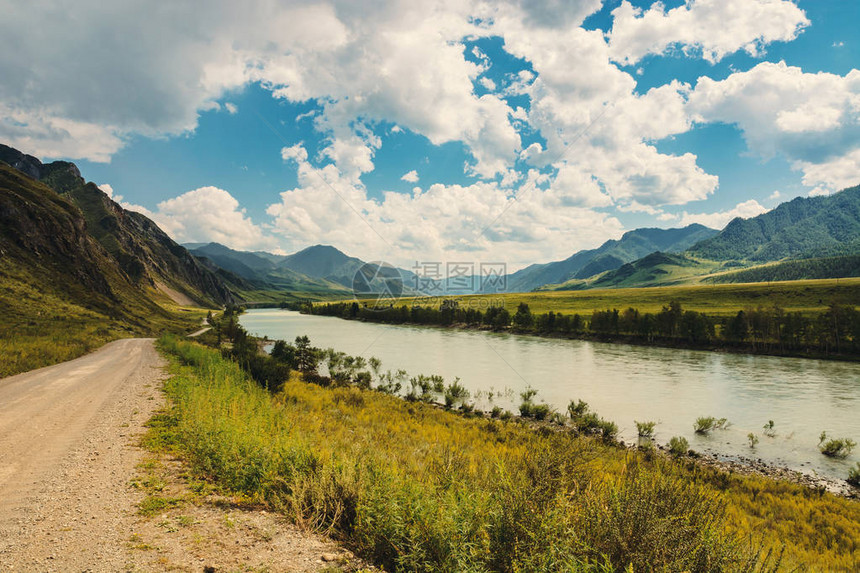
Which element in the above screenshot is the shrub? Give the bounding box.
[490,406,502,418]
[598,420,618,441]
[818,432,856,459]
[762,420,776,438]
[694,416,728,434]
[668,436,689,456]
[567,399,589,418]
[155,335,860,571]
[531,403,552,421]
[520,387,538,403]
[635,420,656,438]
[747,433,759,448]
[848,463,860,488]
[519,401,534,418]
[443,377,469,409]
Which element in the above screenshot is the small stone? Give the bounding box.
[321,553,341,562]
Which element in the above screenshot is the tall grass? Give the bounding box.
[156,335,860,571]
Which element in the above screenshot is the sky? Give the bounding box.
[1,0,858,270]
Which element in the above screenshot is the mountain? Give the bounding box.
[0,159,226,377]
[543,185,860,290]
[0,144,233,307]
[706,254,860,284]
[546,252,721,291]
[689,186,860,262]
[187,242,352,297]
[489,224,718,293]
[279,244,367,287]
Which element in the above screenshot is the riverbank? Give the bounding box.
[157,334,860,570]
[309,311,860,363]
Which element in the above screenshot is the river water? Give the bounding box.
[241,309,860,482]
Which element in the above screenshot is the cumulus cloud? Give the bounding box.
[224,102,238,114]
[679,199,768,230]
[608,0,809,65]
[401,170,419,183]
[267,143,622,269]
[145,186,279,252]
[3,0,844,266]
[689,62,860,192]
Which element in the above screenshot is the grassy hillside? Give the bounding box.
[0,162,206,377]
[371,277,860,318]
[155,336,860,571]
[707,255,860,284]
[494,224,717,293]
[689,185,860,262]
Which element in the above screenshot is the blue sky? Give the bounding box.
[2,0,858,268]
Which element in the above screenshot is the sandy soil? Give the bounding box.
[0,339,370,572]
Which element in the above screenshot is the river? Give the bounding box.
[241,309,860,482]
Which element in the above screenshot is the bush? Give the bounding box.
[567,399,589,418]
[848,463,860,488]
[531,403,552,421]
[694,416,728,434]
[762,420,776,438]
[669,436,689,456]
[818,432,856,459]
[490,406,502,418]
[635,420,656,438]
[598,420,618,441]
[443,377,469,409]
[747,433,759,448]
[519,401,534,418]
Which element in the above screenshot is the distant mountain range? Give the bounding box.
[542,184,860,291]
[189,182,860,297]
[487,224,718,293]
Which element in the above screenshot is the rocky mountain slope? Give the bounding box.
[0,144,232,307]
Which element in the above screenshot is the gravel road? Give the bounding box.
[0,338,165,570]
[0,338,367,573]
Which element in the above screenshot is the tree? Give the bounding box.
[294,335,319,373]
[513,303,533,329]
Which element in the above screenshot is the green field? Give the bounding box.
[233,287,353,306]
[377,278,860,318]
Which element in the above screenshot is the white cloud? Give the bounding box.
[145,186,279,251]
[769,190,781,200]
[3,0,842,267]
[401,170,419,183]
[479,77,497,91]
[224,102,238,114]
[267,142,622,269]
[689,61,860,193]
[679,199,768,230]
[608,0,809,65]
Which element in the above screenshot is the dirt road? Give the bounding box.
[0,339,165,570]
[0,338,365,572]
